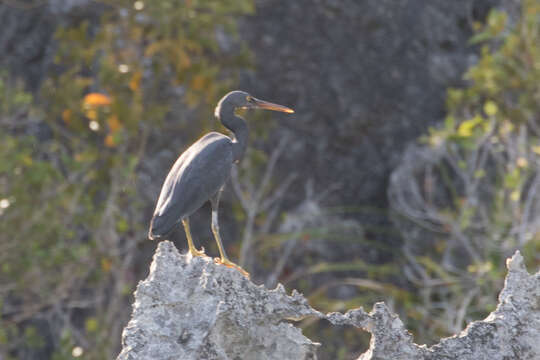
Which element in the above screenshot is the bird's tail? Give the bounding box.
[148,217,161,240]
[148,215,174,240]
[148,229,158,241]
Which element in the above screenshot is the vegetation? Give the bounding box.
[389,0,540,343]
[0,1,252,358]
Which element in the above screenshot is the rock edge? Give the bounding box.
[117,241,539,360]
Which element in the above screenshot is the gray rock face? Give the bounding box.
[118,241,539,360]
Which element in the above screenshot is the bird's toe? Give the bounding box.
[189,246,206,257]
[214,257,250,279]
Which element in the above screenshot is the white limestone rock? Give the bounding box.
[118,241,539,360]
[117,241,320,360]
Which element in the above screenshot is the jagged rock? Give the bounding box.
[118,241,539,360]
[117,241,321,360]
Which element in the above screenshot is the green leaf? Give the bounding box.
[469,31,493,44]
[484,100,498,116]
[504,168,521,189]
[85,317,98,333]
[457,115,484,137]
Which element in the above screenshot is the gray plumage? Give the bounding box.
[147,90,293,277]
[149,132,233,238]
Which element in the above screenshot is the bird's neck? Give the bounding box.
[218,103,248,162]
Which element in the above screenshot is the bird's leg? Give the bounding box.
[211,211,250,278]
[210,193,250,278]
[182,218,205,257]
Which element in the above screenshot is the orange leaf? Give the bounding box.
[144,43,162,57]
[129,71,142,92]
[178,49,191,70]
[191,75,205,90]
[62,109,72,124]
[107,115,122,133]
[104,134,116,148]
[86,109,98,121]
[83,93,112,107]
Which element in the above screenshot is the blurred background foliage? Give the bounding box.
[389,0,540,342]
[0,0,538,359]
[1,0,252,358]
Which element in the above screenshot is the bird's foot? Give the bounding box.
[189,246,206,257]
[214,257,250,279]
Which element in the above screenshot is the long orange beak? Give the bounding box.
[253,98,295,113]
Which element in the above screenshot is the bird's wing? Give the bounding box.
[150,133,233,237]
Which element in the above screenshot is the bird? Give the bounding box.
[148,90,294,278]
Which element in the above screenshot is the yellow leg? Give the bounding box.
[211,210,250,278]
[182,218,205,257]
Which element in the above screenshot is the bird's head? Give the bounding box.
[215,90,294,117]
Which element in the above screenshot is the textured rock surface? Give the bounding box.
[118,241,539,360]
[117,241,321,360]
